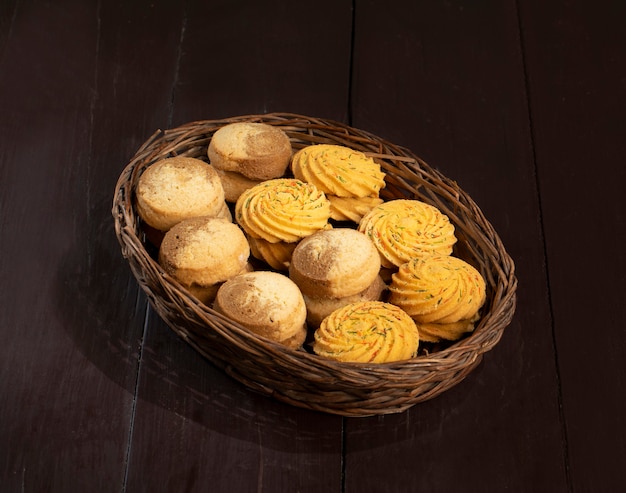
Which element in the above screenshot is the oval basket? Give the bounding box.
[112,112,517,417]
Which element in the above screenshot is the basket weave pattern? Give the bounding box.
[113,113,517,416]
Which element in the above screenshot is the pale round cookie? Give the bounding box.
[313,300,419,363]
[303,275,386,328]
[158,216,250,289]
[213,271,307,349]
[135,156,226,232]
[208,122,292,180]
[215,200,233,222]
[289,228,381,298]
[186,262,254,304]
[214,168,263,203]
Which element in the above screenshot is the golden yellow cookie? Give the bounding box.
[135,156,226,232]
[388,255,486,324]
[247,235,298,271]
[235,178,331,243]
[415,317,478,343]
[328,195,384,223]
[358,199,457,268]
[313,301,419,363]
[291,144,386,198]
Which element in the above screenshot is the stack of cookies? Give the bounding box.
[135,155,249,305]
[388,255,486,342]
[158,216,251,304]
[135,156,231,245]
[291,144,386,223]
[235,178,332,270]
[214,271,308,350]
[207,122,292,202]
[288,228,385,327]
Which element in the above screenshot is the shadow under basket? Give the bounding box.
[112,112,517,417]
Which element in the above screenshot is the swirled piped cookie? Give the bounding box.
[292,144,386,223]
[247,234,298,271]
[388,255,486,326]
[358,199,457,268]
[327,195,384,223]
[414,318,478,343]
[292,144,385,198]
[235,178,331,243]
[313,301,419,363]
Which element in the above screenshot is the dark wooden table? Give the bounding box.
[2,1,624,491]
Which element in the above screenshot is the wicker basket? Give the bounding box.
[112,113,517,417]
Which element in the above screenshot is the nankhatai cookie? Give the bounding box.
[303,275,386,328]
[235,178,331,243]
[289,228,381,298]
[214,271,307,349]
[388,255,486,325]
[358,199,457,268]
[214,168,264,203]
[208,122,292,180]
[185,261,254,304]
[313,301,419,363]
[158,216,250,303]
[135,156,226,232]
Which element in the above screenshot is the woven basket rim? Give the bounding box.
[112,112,517,416]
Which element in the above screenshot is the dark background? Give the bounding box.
[1,1,624,491]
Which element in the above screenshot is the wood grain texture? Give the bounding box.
[116,1,351,491]
[125,313,342,492]
[0,1,141,490]
[346,1,567,491]
[169,0,354,125]
[0,0,18,59]
[518,1,626,491]
[1,0,624,491]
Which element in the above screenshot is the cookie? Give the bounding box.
[358,199,457,268]
[388,255,486,324]
[313,301,419,363]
